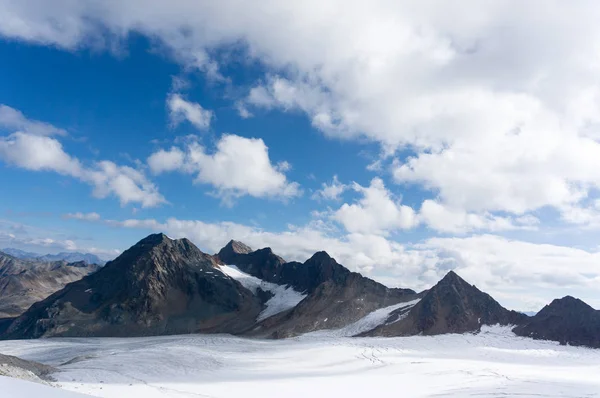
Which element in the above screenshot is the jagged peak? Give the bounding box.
[437,270,466,285]
[223,240,253,255]
[136,233,172,246]
[540,295,596,313]
[306,251,334,263]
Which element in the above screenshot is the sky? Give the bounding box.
[1,0,600,312]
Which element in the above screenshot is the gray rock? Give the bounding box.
[1,234,262,339]
[0,252,100,318]
[513,296,600,348]
[367,271,527,336]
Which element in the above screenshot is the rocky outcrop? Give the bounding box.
[245,252,417,338]
[217,241,286,285]
[0,353,56,381]
[0,252,100,318]
[1,234,262,339]
[367,271,527,336]
[513,296,600,348]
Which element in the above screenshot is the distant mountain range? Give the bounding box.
[0,251,101,318]
[1,233,599,349]
[1,248,106,266]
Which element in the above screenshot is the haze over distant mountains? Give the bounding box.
[1,233,598,349]
[1,248,106,266]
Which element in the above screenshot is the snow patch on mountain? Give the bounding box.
[219,264,306,321]
[303,298,421,338]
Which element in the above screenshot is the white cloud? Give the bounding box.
[0,131,165,208]
[0,132,83,175]
[333,178,417,234]
[419,200,539,234]
[416,235,600,311]
[235,101,253,119]
[167,94,213,130]
[147,146,185,174]
[85,161,166,208]
[63,212,101,221]
[0,104,67,136]
[4,2,600,219]
[311,175,347,201]
[147,134,301,202]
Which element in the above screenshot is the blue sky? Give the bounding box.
[1,1,600,312]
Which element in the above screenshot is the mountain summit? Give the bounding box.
[513,296,600,348]
[367,270,527,336]
[3,233,262,338]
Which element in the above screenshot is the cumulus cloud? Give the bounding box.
[0,132,165,207]
[0,104,67,136]
[311,175,347,201]
[419,200,540,234]
[147,134,301,202]
[333,178,417,234]
[167,94,213,130]
[4,2,600,220]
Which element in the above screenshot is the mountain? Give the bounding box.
[37,252,106,265]
[1,248,39,259]
[219,241,382,295]
[366,271,527,336]
[1,248,106,265]
[2,234,262,339]
[217,240,286,283]
[0,252,100,318]
[218,243,417,338]
[513,296,600,348]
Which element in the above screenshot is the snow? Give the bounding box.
[1,325,599,398]
[0,376,90,397]
[218,264,306,321]
[303,298,421,338]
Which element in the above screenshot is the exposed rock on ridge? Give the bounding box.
[513,296,600,348]
[2,234,262,339]
[367,271,527,336]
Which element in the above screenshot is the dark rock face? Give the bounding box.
[242,251,417,338]
[2,234,262,339]
[368,271,527,336]
[219,244,362,295]
[513,296,600,348]
[217,242,286,285]
[0,252,100,318]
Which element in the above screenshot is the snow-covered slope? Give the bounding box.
[1,326,599,398]
[219,264,306,321]
[303,298,421,338]
[0,376,90,397]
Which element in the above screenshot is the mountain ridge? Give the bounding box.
[2,248,106,265]
[0,233,597,349]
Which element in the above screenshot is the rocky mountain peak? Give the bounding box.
[306,251,333,263]
[218,240,253,259]
[3,232,261,339]
[538,296,595,315]
[513,295,600,348]
[367,270,526,337]
[135,232,172,247]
